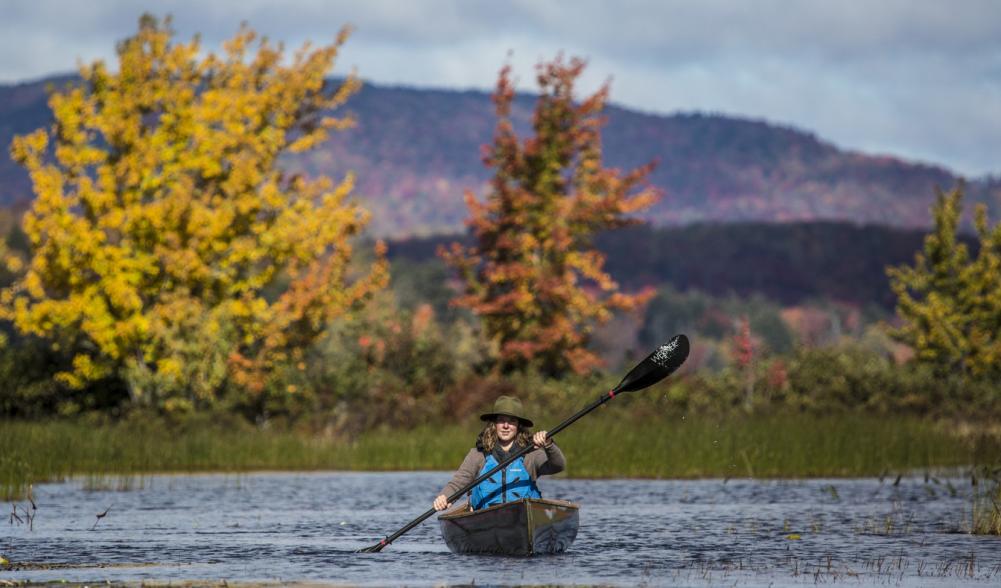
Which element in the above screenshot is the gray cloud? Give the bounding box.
[2,0,999,176]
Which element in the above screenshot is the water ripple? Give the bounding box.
[1,472,999,586]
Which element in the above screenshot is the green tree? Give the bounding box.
[3,16,387,412]
[441,56,660,376]
[966,202,1001,375]
[887,186,1001,378]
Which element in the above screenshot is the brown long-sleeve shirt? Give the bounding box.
[438,443,566,499]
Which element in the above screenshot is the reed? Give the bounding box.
[970,466,1001,535]
[557,413,998,479]
[0,420,473,500]
[2,415,998,500]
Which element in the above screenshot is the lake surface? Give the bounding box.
[2,472,999,586]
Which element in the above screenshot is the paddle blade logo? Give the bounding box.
[651,338,680,368]
[649,334,689,371]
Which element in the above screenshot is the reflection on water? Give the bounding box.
[2,472,1000,586]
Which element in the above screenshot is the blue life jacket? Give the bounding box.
[470,451,542,510]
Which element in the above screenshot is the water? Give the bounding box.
[2,472,999,586]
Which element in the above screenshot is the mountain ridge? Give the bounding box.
[2,74,998,237]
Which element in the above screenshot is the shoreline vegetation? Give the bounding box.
[4,414,999,501]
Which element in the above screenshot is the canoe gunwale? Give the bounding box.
[437,497,578,521]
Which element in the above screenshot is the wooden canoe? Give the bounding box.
[437,497,579,556]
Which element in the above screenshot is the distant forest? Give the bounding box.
[1,209,963,311]
[386,221,973,309]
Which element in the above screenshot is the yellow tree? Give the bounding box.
[966,204,1001,375]
[0,238,21,348]
[6,15,387,411]
[441,57,659,376]
[887,186,1001,378]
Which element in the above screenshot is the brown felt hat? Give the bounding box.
[479,395,533,428]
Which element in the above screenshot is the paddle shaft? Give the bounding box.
[364,389,619,552]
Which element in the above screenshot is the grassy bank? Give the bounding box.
[2,414,999,500]
[558,414,999,478]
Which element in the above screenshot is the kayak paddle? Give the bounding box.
[357,334,690,553]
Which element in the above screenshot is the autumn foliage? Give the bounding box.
[441,57,659,376]
[887,186,1001,379]
[3,16,386,411]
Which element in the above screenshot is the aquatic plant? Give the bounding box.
[970,465,1001,535]
[559,413,999,479]
[0,417,473,500]
[3,411,1001,501]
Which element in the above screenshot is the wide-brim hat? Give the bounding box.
[479,395,533,428]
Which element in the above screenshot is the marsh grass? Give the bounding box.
[674,552,999,585]
[2,414,999,500]
[557,412,999,479]
[970,466,1001,535]
[0,419,475,500]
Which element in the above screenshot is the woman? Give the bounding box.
[433,395,565,512]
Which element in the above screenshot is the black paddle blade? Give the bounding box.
[613,334,690,393]
[358,540,387,553]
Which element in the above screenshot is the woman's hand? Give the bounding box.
[533,430,551,448]
[433,494,451,511]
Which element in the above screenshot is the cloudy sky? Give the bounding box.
[3,0,999,177]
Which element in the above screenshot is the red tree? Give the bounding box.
[441,56,660,376]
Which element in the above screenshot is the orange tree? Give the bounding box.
[3,16,386,413]
[441,57,659,376]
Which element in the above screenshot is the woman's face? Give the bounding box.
[494,415,519,443]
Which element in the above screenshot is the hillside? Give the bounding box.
[386,221,964,310]
[2,75,999,237]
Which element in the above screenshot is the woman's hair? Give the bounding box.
[478,421,532,453]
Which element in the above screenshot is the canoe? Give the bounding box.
[438,497,579,556]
